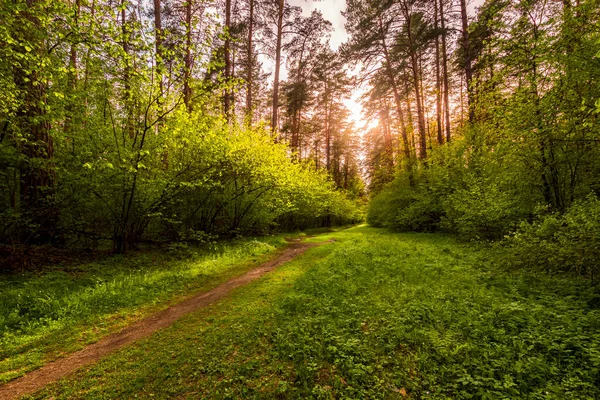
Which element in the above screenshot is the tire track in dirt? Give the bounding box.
[0,239,328,400]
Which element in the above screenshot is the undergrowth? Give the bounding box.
[0,235,288,383]
[27,226,600,399]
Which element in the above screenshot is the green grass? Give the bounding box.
[15,226,600,398]
[0,235,292,384]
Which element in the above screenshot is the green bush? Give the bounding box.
[367,174,443,232]
[500,194,600,279]
[441,175,530,240]
[367,136,540,241]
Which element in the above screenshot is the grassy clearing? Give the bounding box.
[20,226,600,398]
[0,235,292,383]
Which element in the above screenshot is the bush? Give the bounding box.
[367,173,444,232]
[441,175,530,240]
[500,194,600,279]
[367,137,540,241]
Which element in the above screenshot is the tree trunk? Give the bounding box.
[325,83,331,171]
[434,0,443,145]
[379,19,410,160]
[245,0,254,123]
[271,0,284,134]
[459,0,474,122]
[440,0,451,142]
[403,5,427,159]
[224,0,232,120]
[184,0,193,112]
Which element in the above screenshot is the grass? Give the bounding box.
[11,225,600,398]
[0,235,292,384]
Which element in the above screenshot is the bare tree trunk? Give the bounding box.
[440,0,451,142]
[245,0,254,122]
[325,83,331,171]
[460,0,474,122]
[271,0,284,134]
[184,0,193,112]
[381,99,394,170]
[434,0,443,145]
[403,4,427,159]
[379,19,410,160]
[224,0,232,120]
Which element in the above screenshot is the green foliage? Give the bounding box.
[0,0,363,258]
[0,235,288,383]
[441,174,532,240]
[28,226,600,399]
[500,194,600,279]
[367,173,442,231]
[368,136,539,240]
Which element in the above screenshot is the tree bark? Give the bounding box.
[440,0,451,142]
[184,0,193,112]
[434,0,443,145]
[224,0,232,120]
[245,0,254,122]
[402,4,427,159]
[271,0,284,134]
[379,19,410,160]
[460,0,474,122]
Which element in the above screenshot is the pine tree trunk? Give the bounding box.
[245,0,254,122]
[271,0,284,134]
[460,0,474,122]
[434,0,443,145]
[224,0,232,120]
[440,0,451,142]
[184,0,193,112]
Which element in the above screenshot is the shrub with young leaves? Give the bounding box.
[501,194,600,279]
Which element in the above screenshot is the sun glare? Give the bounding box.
[344,98,379,133]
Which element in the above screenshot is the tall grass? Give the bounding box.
[0,237,285,383]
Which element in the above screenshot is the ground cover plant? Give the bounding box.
[24,226,600,399]
[0,235,291,384]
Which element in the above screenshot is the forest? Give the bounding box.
[1,0,600,397]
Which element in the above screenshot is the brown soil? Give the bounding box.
[0,240,325,400]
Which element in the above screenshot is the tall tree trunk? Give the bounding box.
[382,99,394,170]
[184,0,193,112]
[379,19,410,160]
[403,6,427,159]
[271,0,284,134]
[459,0,474,122]
[440,0,451,142]
[245,0,254,122]
[224,0,232,120]
[434,0,443,145]
[325,83,331,171]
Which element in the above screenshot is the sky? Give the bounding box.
[289,0,350,49]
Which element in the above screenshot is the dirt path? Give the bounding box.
[0,240,326,400]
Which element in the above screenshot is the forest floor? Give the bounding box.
[2,225,600,399]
